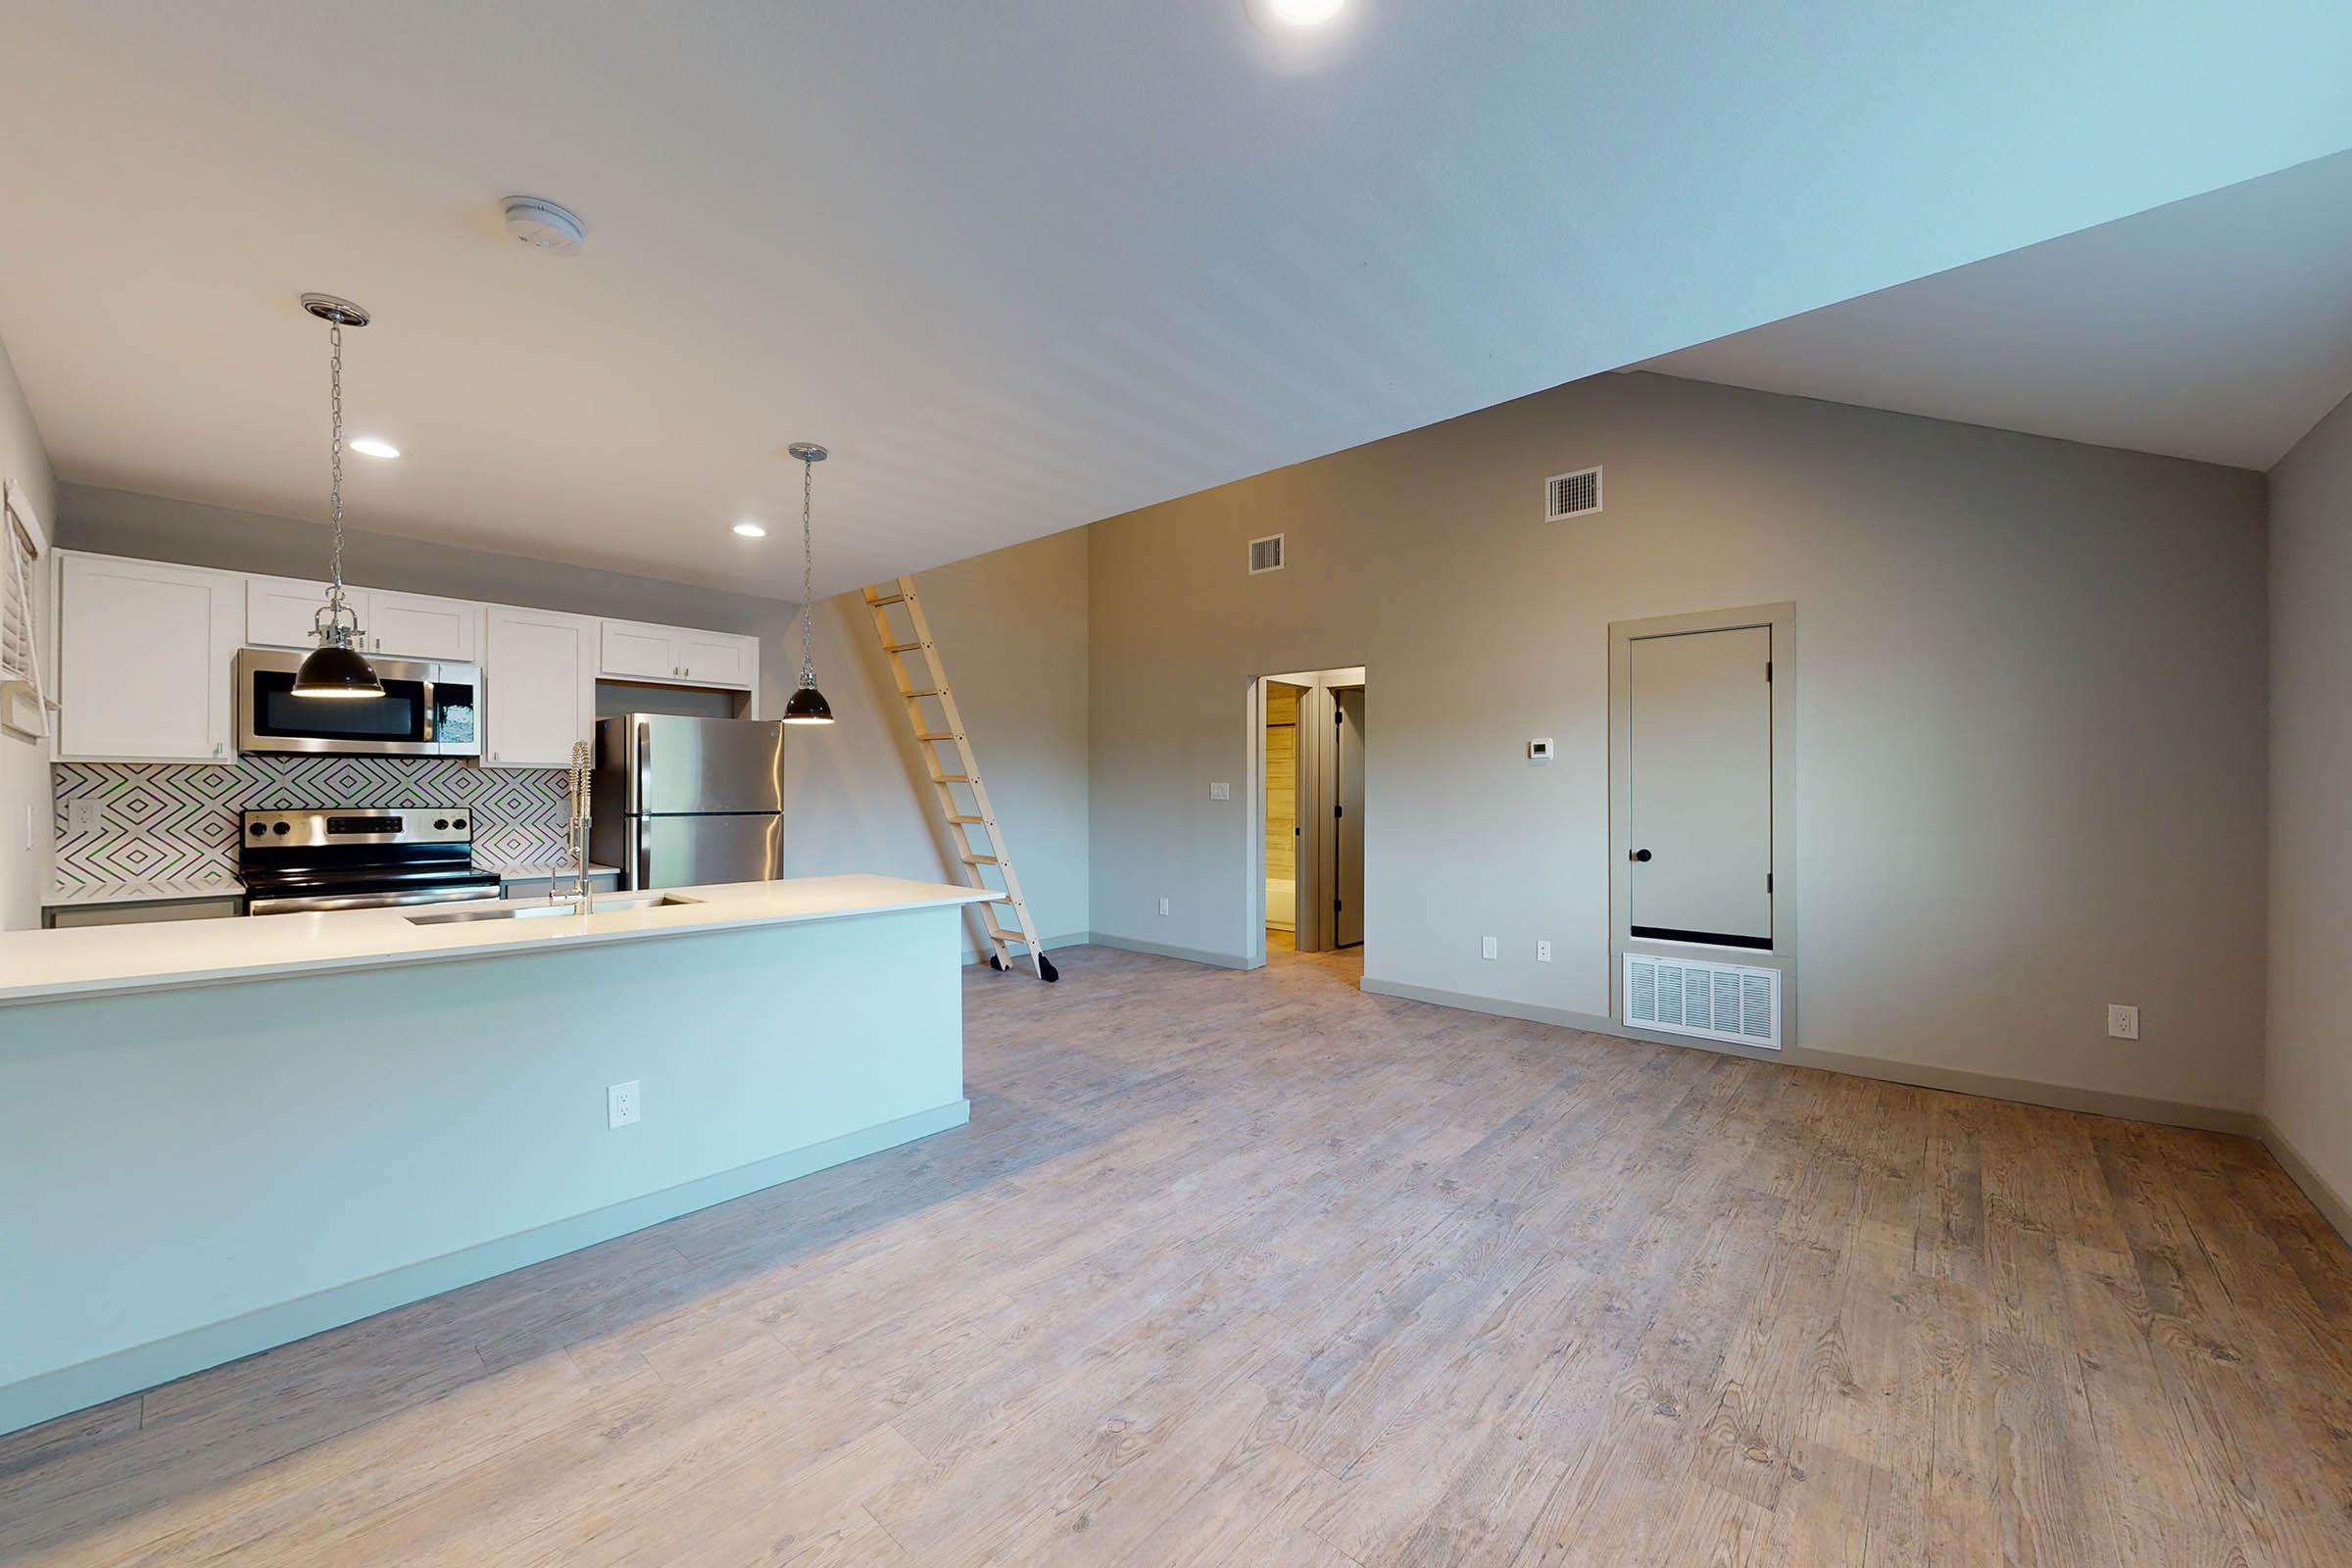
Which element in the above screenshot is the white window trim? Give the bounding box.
[2,478,53,739]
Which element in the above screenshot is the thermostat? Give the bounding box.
[1528,738,1554,761]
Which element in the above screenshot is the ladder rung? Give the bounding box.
[946,814,987,824]
[914,731,960,742]
[933,773,973,784]
[962,855,1002,866]
[902,688,945,698]
[866,592,908,606]
[884,640,927,654]
[986,925,1035,946]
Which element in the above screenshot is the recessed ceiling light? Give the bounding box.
[732,520,767,538]
[1249,0,1345,27]
[348,436,400,459]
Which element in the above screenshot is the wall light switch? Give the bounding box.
[1537,940,1552,962]
[1157,897,1170,916]
[608,1080,642,1128]
[1208,781,1231,801]
[1481,936,1498,960]
[2106,1004,2139,1041]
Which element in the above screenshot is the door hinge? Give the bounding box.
[1334,804,1343,818]
[1334,898,1343,912]
[1766,872,1774,893]
[1765,660,1773,682]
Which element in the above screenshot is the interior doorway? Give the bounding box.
[1256,665,1366,956]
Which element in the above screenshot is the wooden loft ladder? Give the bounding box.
[861,575,1058,982]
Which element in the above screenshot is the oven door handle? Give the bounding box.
[247,884,501,916]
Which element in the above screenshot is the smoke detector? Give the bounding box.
[501,196,586,257]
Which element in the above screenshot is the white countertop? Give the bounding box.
[0,875,996,1007]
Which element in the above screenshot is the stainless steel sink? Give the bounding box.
[405,893,699,926]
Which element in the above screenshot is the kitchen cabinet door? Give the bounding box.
[485,605,596,768]
[246,573,342,649]
[59,554,244,762]
[368,590,481,662]
[599,619,678,680]
[676,629,754,689]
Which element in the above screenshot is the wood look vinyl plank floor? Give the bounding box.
[4,943,2349,1566]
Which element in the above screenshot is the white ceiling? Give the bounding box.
[1640,152,2352,471]
[1,3,2346,597]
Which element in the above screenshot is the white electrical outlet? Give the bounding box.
[1157,897,1170,916]
[68,799,102,835]
[2106,1004,2139,1041]
[1481,936,1498,960]
[608,1080,642,1128]
[1537,940,1552,962]
[1208,781,1231,801]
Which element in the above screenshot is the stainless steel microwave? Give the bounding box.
[235,647,482,758]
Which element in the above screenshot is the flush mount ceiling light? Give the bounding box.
[290,294,384,700]
[732,520,767,538]
[781,442,834,726]
[347,436,400,459]
[1247,0,1345,28]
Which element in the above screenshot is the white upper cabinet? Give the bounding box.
[366,590,480,662]
[245,577,479,662]
[677,628,754,688]
[483,605,596,768]
[59,554,243,762]
[600,619,755,690]
[245,573,333,650]
[599,619,677,682]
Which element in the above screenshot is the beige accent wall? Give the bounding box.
[1089,370,2269,1111]
[2265,391,2352,1200]
[0,335,58,931]
[783,526,1090,959]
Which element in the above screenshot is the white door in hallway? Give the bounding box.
[1335,686,1366,948]
[1627,626,1773,948]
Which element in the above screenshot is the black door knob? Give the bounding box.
[1629,848,1652,862]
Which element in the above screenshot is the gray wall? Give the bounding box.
[785,526,1091,959]
[1089,370,2270,1113]
[0,338,57,932]
[2265,392,2352,1200]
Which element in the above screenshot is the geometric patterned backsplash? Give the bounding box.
[53,757,569,884]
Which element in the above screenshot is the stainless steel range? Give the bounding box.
[240,808,505,916]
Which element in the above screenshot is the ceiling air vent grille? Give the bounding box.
[1624,951,1779,1050]
[1545,466,1603,521]
[1248,533,1286,574]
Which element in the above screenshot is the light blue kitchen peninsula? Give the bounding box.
[0,874,992,1435]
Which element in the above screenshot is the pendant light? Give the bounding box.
[781,441,835,726]
[291,294,383,699]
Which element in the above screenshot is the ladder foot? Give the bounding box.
[1038,955,1059,983]
[989,953,1005,972]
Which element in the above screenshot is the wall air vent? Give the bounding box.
[1248,533,1286,574]
[1544,466,1603,521]
[1624,951,1780,1050]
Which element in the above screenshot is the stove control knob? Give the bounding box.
[271,821,291,835]
[250,822,267,836]
[451,816,466,829]
[433,818,450,831]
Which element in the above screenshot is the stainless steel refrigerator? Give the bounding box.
[590,714,784,890]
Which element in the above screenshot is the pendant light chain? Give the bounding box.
[799,453,816,683]
[326,322,349,621]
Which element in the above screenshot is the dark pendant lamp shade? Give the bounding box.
[292,636,385,699]
[781,681,834,725]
